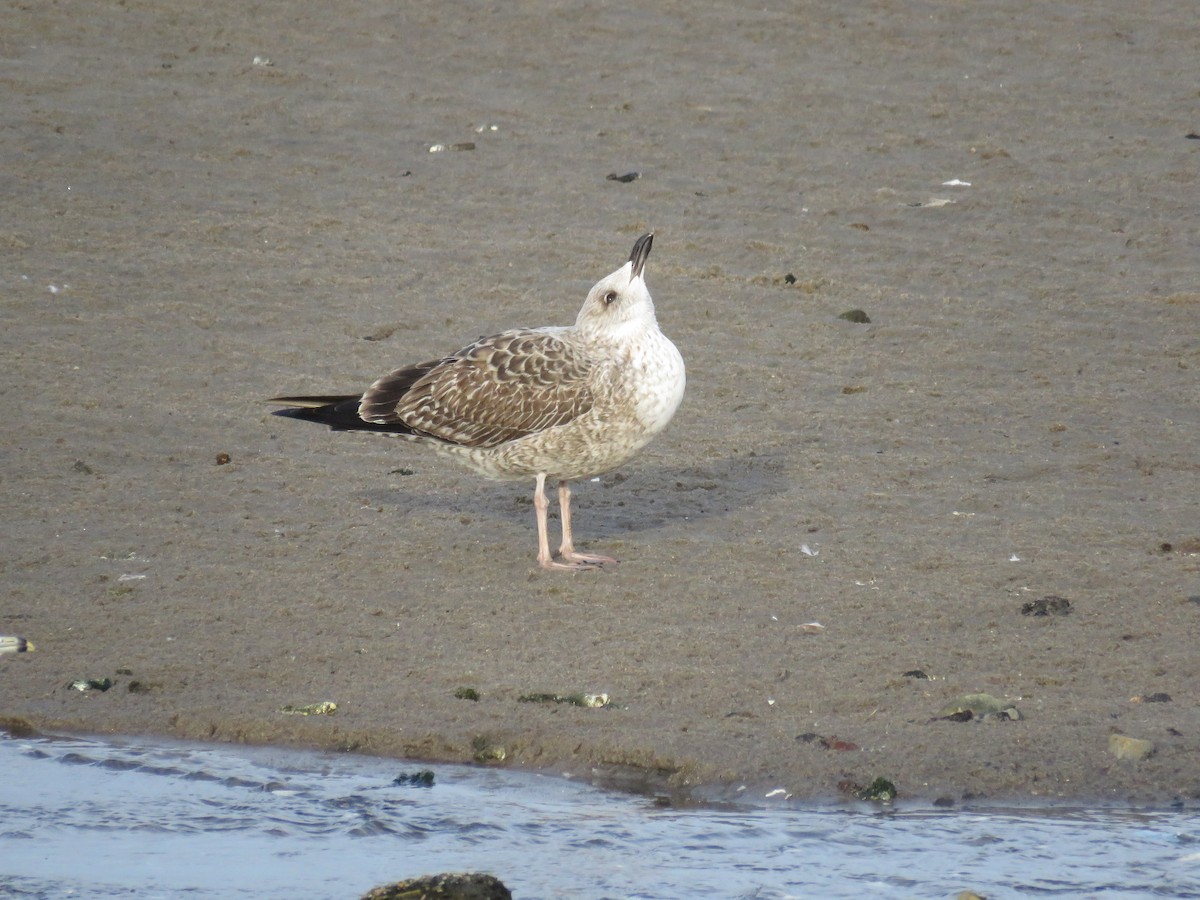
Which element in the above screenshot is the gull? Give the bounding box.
[270,232,685,570]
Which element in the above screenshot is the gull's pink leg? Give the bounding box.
[557,480,618,566]
[533,474,605,571]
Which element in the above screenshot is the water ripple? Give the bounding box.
[1,733,1197,899]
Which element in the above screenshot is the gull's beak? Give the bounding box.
[629,232,653,280]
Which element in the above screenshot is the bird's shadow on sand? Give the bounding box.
[358,452,787,541]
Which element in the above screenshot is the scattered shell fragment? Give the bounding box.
[251,55,273,67]
[69,678,113,692]
[798,622,825,634]
[279,701,337,716]
[428,142,475,152]
[1108,733,1154,761]
[517,691,610,708]
[0,636,35,654]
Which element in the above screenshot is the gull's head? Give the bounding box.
[575,232,658,339]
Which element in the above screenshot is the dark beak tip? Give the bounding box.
[629,231,654,277]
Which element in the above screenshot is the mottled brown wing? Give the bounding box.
[359,329,597,448]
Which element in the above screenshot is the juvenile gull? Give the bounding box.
[270,232,685,571]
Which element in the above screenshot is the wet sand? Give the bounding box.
[3,1,1198,805]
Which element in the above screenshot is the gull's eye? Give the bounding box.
[603,290,618,305]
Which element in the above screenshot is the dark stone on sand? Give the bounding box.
[838,308,871,324]
[1022,595,1071,616]
[936,693,1022,722]
[903,669,931,679]
[941,710,975,723]
[360,872,512,900]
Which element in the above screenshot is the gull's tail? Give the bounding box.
[269,396,418,434]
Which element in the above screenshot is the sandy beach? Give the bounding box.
[2,0,1198,806]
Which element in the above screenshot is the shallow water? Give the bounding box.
[1,734,1197,899]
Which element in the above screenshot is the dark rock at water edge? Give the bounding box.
[361,872,512,900]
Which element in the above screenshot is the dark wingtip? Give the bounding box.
[269,396,413,434]
[629,232,653,278]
